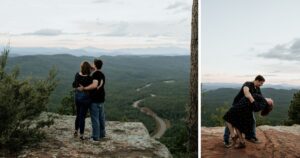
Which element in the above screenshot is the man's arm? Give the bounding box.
[77,79,98,91]
[84,80,99,90]
[243,86,255,103]
[96,80,103,90]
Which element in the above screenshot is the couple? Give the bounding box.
[223,75,274,148]
[72,59,106,141]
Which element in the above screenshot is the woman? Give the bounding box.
[72,61,93,140]
[223,94,274,148]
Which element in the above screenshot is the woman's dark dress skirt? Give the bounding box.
[223,97,255,135]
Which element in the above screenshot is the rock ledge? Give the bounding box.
[19,113,172,158]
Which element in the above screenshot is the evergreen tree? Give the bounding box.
[188,0,198,157]
[210,104,230,126]
[287,91,300,124]
[58,90,76,115]
[0,47,58,154]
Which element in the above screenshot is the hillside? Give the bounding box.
[6,54,189,111]
[201,125,300,158]
[202,88,299,126]
[4,54,190,157]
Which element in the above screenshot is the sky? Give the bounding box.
[202,0,300,85]
[0,0,192,51]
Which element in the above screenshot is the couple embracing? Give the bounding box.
[72,59,106,142]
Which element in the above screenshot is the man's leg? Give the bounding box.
[90,102,100,140]
[252,112,257,138]
[246,112,260,143]
[223,125,231,148]
[224,126,230,143]
[247,112,256,138]
[99,103,106,138]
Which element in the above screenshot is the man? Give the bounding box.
[78,59,106,141]
[224,75,265,147]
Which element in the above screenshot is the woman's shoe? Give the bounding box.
[80,134,85,140]
[234,141,246,149]
[231,135,238,144]
[74,131,78,137]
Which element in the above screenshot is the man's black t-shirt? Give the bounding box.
[90,70,105,103]
[232,81,262,104]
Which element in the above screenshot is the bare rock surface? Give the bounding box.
[201,125,300,158]
[18,113,172,158]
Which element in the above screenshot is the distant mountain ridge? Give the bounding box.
[202,82,300,91]
[3,46,189,57]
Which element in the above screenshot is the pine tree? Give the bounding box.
[187,0,198,157]
[0,47,58,154]
[58,90,76,115]
[288,91,300,124]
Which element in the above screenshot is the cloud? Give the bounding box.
[77,20,189,39]
[103,22,129,36]
[92,0,110,3]
[258,39,300,61]
[23,29,63,36]
[165,1,191,12]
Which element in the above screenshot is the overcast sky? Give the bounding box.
[0,0,192,51]
[202,0,300,85]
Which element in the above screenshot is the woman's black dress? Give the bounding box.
[223,94,268,134]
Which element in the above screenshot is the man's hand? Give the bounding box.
[77,84,84,91]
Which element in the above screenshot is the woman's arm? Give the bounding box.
[72,73,79,88]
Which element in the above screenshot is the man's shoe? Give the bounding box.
[246,137,261,144]
[224,141,232,148]
[90,137,100,143]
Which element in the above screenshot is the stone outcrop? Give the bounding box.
[18,113,172,158]
[201,125,300,158]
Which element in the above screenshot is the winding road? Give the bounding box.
[132,82,170,139]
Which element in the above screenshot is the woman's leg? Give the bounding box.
[236,129,243,142]
[79,105,88,135]
[74,99,80,135]
[235,128,246,148]
[79,98,90,136]
[225,121,236,138]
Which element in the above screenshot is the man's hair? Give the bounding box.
[94,59,103,69]
[81,61,91,75]
[254,75,265,82]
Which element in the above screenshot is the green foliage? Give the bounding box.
[58,90,76,115]
[0,48,58,154]
[210,104,230,126]
[255,114,271,126]
[287,90,300,124]
[159,122,188,156]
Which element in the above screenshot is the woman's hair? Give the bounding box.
[261,99,274,116]
[80,61,92,75]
